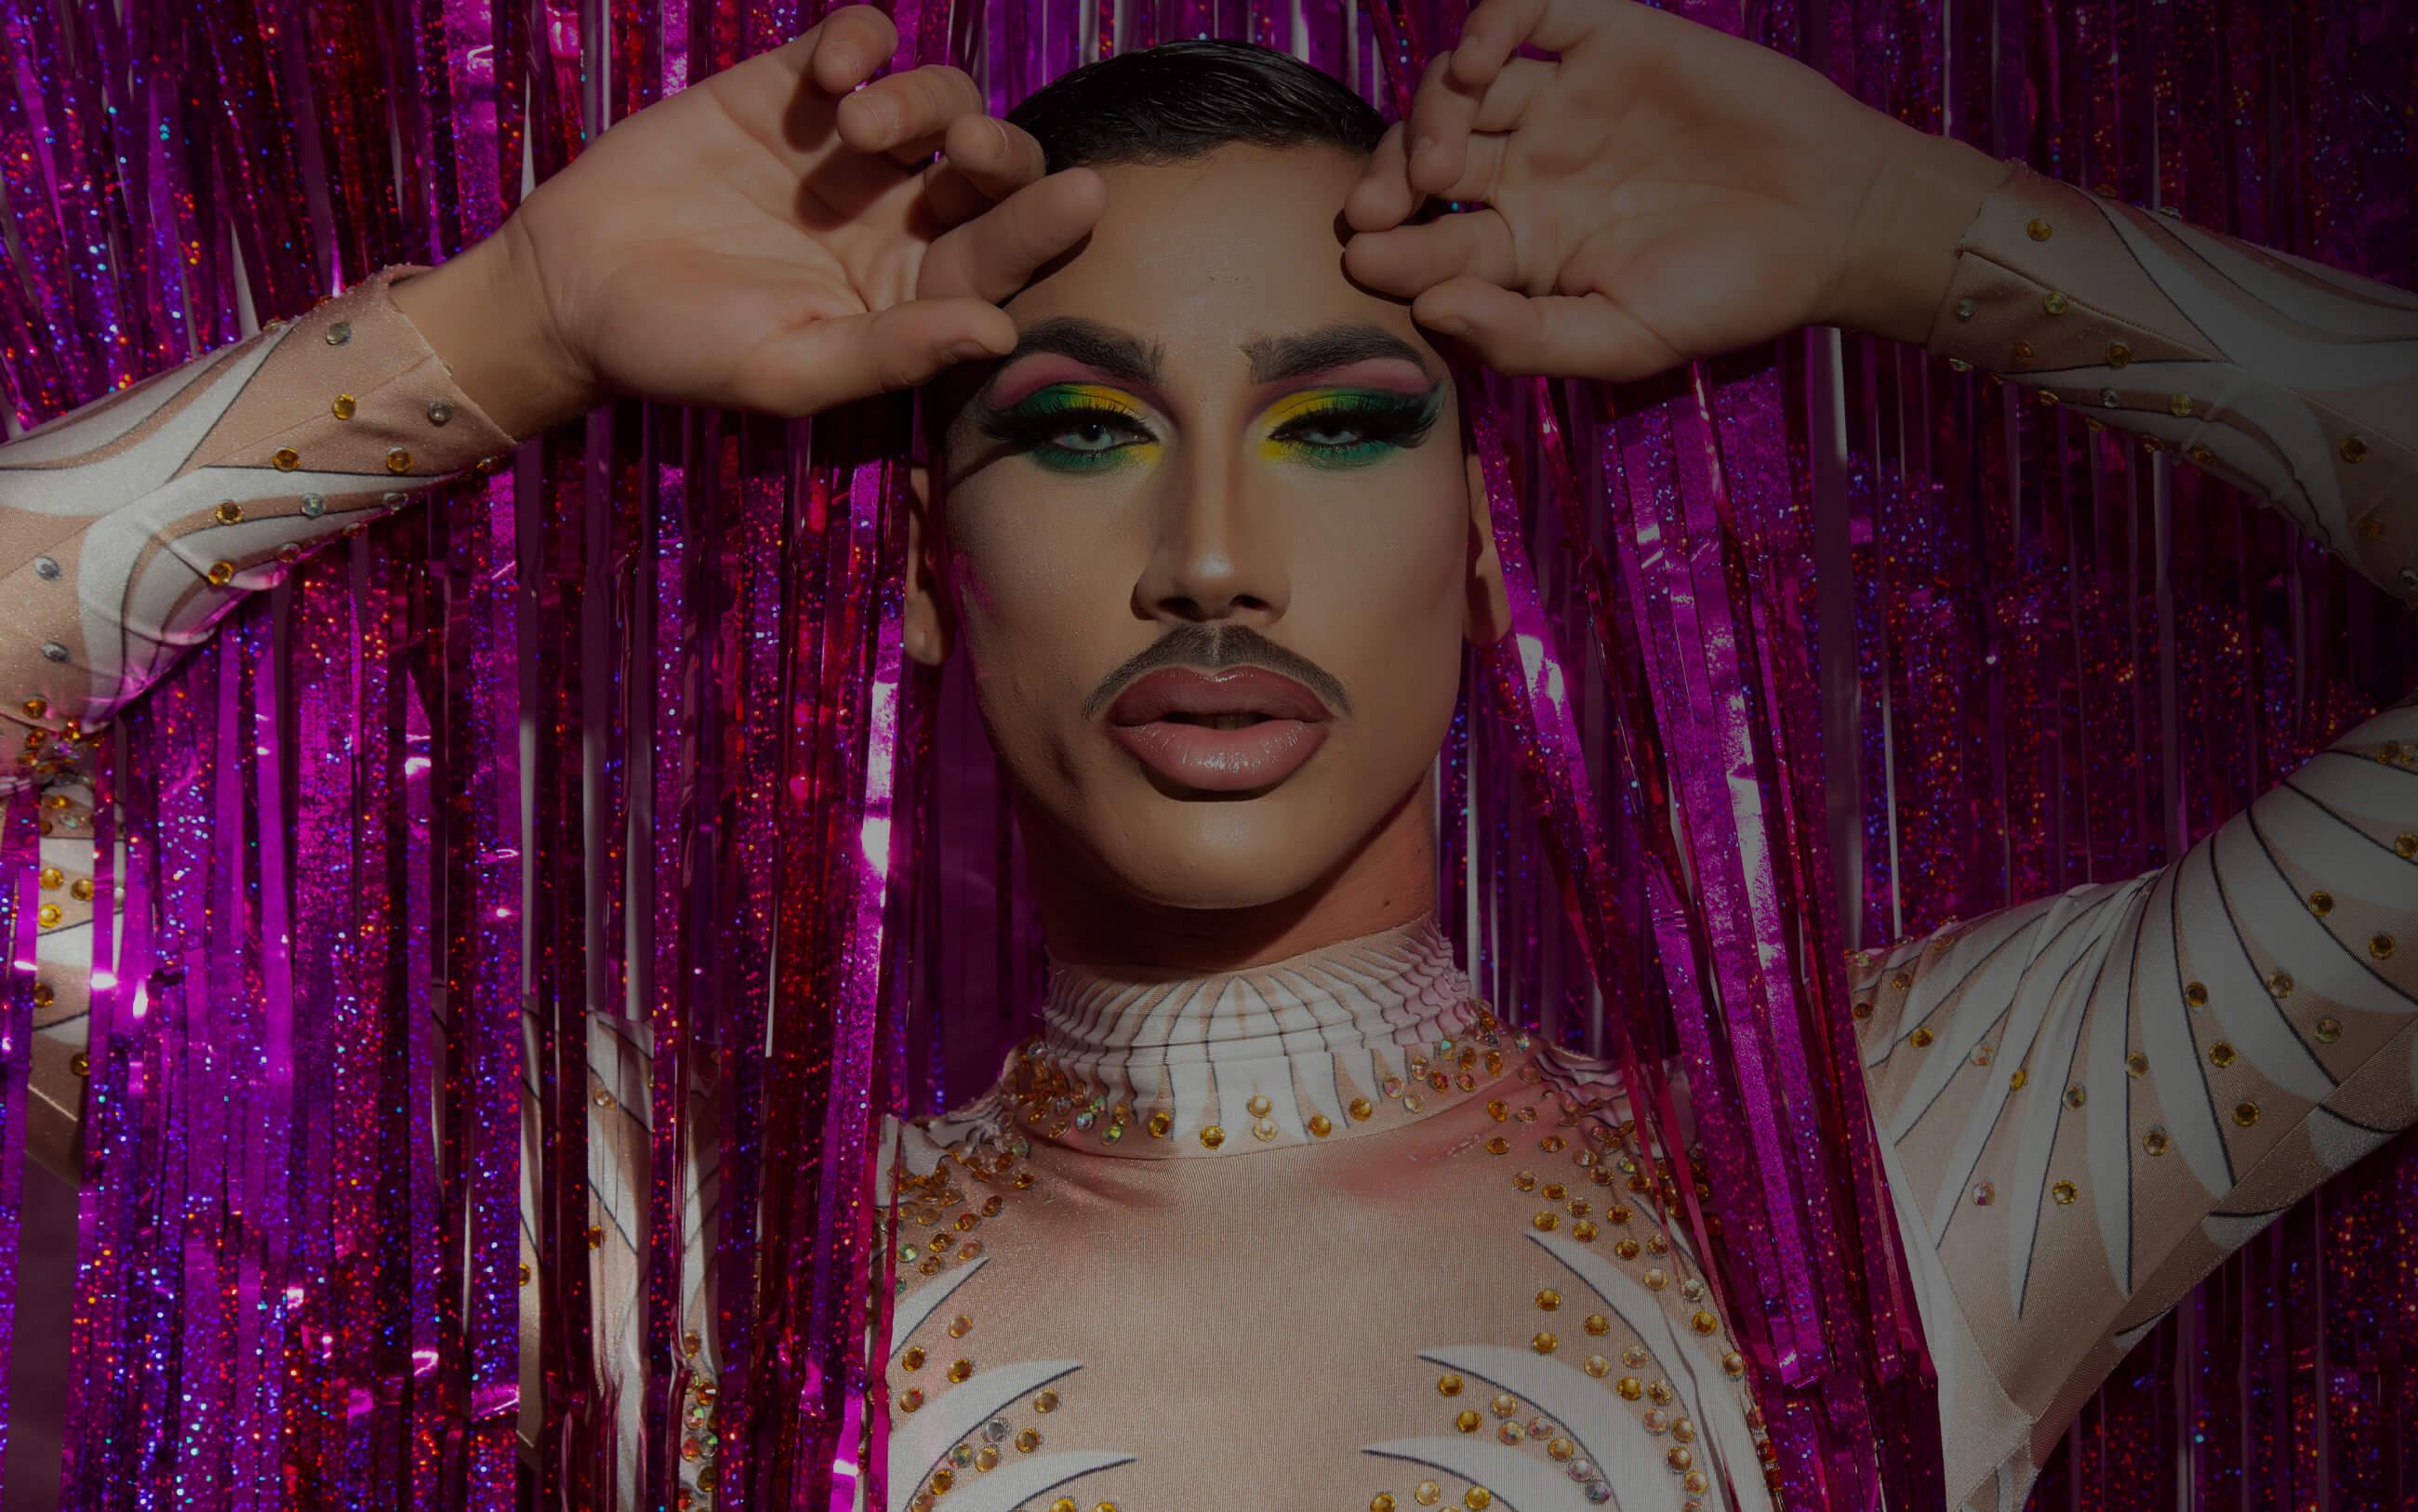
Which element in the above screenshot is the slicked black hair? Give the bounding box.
[1004,38,1387,172]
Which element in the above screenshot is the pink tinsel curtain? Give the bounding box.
[0,0,2411,1505]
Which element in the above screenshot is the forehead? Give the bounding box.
[1003,143,1427,373]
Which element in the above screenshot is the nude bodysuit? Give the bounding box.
[0,161,2411,1510]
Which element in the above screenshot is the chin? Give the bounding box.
[1084,797,1364,911]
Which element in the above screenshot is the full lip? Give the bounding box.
[1103,666,1334,793]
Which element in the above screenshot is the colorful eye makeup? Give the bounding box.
[976,378,1444,476]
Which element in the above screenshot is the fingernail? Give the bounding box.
[947,340,998,363]
[824,44,859,75]
[1428,315,1469,338]
[1410,134,1435,168]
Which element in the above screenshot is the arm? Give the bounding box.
[1852,163,2418,1505]
[0,265,521,1176]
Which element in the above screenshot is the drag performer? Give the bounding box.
[0,1,2410,1506]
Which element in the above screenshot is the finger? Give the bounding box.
[1343,211,1522,298]
[1412,278,1681,382]
[1450,0,1605,84]
[919,167,1109,304]
[805,5,900,93]
[1343,122,1418,233]
[1410,58,1551,195]
[923,114,1050,219]
[1411,131,1508,207]
[1404,53,1485,196]
[837,63,985,155]
[746,298,1018,417]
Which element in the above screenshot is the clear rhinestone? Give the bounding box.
[325,321,352,346]
[33,556,59,580]
[40,643,68,663]
[2100,388,2120,408]
[300,494,326,517]
[427,400,455,426]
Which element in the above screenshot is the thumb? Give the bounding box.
[737,298,1016,416]
[1415,278,1681,383]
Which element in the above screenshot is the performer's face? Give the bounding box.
[910,143,1508,912]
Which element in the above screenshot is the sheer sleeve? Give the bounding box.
[0,262,519,1177]
[1852,163,2418,1508]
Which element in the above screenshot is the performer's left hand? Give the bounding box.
[1341,0,2013,380]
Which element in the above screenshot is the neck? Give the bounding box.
[990,913,1528,1159]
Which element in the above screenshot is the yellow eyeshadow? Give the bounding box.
[1260,388,1356,426]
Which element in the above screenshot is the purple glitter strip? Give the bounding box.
[0,777,40,1498]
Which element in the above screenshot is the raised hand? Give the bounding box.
[1340,0,2013,382]
[394,5,1106,436]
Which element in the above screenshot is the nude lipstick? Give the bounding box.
[1104,665,1333,792]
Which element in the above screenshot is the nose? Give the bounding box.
[1132,442,1290,625]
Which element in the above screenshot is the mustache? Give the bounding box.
[1081,625,1353,722]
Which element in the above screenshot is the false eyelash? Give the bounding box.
[1268,389,1442,449]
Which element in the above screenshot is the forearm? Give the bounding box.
[1906,160,2417,602]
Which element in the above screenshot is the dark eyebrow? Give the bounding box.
[1003,316,1166,389]
[1242,324,1432,384]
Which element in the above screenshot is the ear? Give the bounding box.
[903,459,954,668]
[1462,447,1512,648]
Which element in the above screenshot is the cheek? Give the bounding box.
[943,496,1131,710]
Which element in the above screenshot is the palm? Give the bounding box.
[1343,0,1914,380]
[493,7,1102,418]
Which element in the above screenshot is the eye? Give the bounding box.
[1264,389,1442,467]
[976,386,1159,472]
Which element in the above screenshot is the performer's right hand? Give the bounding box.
[392,4,1105,439]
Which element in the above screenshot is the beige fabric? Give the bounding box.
[0,159,2411,1506]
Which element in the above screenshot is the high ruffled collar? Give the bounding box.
[992,915,1528,1158]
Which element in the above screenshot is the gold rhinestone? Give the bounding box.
[1533,1331,1559,1353]
[331,393,356,420]
[1033,1389,1057,1412]
[1250,1118,1277,1142]
[2026,218,2053,241]
[2043,290,2069,314]
[1146,1110,1171,1138]
[1245,1093,1271,1118]
[1668,1445,1694,1472]
[1374,1498,1399,1512]
[1348,1097,1375,1121]
[272,447,300,471]
[944,1358,971,1383]
[900,1346,925,1371]
[2398,833,2418,858]
[2371,934,2396,961]
[2267,971,2293,999]
[1454,1410,1481,1433]
[948,1314,972,1338]
[2037,388,2062,407]
[2187,444,2213,464]
[1199,1124,1224,1149]
[69,1051,89,1078]
[384,446,412,473]
[1016,1428,1039,1452]
[2308,891,2333,915]
[1571,1219,1598,1241]
[2142,1126,2170,1157]
[207,561,236,586]
[2341,434,2369,463]
[2106,340,2133,367]
[1533,1212,1560,1232]
[2053,1179,2078,1205]
[215,500,243,524]
[2233,1101,2260,1128]
[1908,1027,1934,1049]
[1617,1375,1642,1400]
[2210,1041,2238,1068]
[36,904,61,928]
[2359,514,2385,538]
[2008,1068,2028,1090]
[31,983,52,1007]
[1535,1288,1562,1311]
[1584,1355,1610,1378]
[276,543,300,564]
[1437,1373,1463,1397]
[1467,1490,1494,1510]
[1307,1113,1332,1137]
[1851,1000,1872,1020]
[1483,1135,1508,1154]
[35,866,60,890]
[2065,1085,2086,1108]
[2314,1015,2343,1044]
[584,1226,603,1249]
[2126,1052,2147,1077]
[21,698,45,719]
[2169,393,2194,418]
[1046,1502,1072,1512]
[897,1387,923,1413]
[1642,1267,1668,1291]
[1415,1483,1442,1508]
[1690,1310,1718,1335]
[2012,340,2035,365]
[2185,981,2208,1007]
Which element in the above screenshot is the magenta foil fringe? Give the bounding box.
[0,0,2411,1506]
